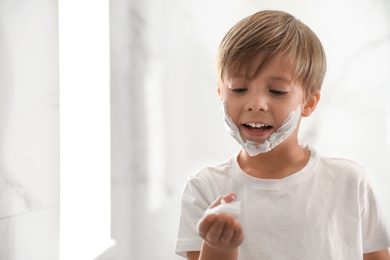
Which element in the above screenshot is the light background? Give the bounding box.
[110,0,390,259]
[0,0,59,259]
[0,0,388,259]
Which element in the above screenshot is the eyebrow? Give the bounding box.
[226,75,247,84]
[267,75,291,82]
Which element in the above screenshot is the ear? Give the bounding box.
[302,91,320,117]
[217,80,223,101]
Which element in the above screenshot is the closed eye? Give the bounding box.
[269,90,288,95]
[231,88,248,93]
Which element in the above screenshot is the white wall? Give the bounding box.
[59,1,113,259]
[0,0,59,259]
[110,0,390,259]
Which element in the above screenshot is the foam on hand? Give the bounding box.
[203,198,241,219]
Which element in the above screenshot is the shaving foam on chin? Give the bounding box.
[221,101,301,156]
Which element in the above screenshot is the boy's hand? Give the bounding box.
[197,193,244,252]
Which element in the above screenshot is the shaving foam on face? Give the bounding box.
[221,101,301,156]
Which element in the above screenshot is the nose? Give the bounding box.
[245,94,268,112]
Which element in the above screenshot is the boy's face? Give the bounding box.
[218,55,318,145]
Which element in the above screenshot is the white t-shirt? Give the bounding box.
[175,145,390,259]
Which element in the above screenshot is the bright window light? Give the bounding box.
[59,1,114,259]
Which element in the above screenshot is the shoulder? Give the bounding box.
[311,150,376,204]
[186,153,237,186]
[180,154,238,209]
[320,156,365,174]
[310,147,366,183]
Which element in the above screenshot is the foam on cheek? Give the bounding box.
[221,100,301,156]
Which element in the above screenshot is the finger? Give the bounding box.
[219,215,235,244]
[230,221,244,246]
[222,193,237,203]
[197,214,216,238]
[209,193,237,209]
[205,214,227,242]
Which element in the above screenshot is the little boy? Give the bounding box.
[175,10,390,260]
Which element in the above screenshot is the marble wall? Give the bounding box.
[111,0,390,259]
[0,0,59,259]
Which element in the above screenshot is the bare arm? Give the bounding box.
[187,251,200,260]
[188,248,390,260]
[363,249,390,260]
[186,243,238,260]
[189,248,390,260]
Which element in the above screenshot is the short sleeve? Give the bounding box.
[361,176,390,253]
[175,172,220,257]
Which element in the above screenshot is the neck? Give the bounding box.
[238,139,309,179]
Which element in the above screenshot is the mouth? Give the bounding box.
[242,122,273,132]
[240,122,274,139]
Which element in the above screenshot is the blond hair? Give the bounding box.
[216,10,326,96]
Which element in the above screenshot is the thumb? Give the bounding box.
[209,193,237,209]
